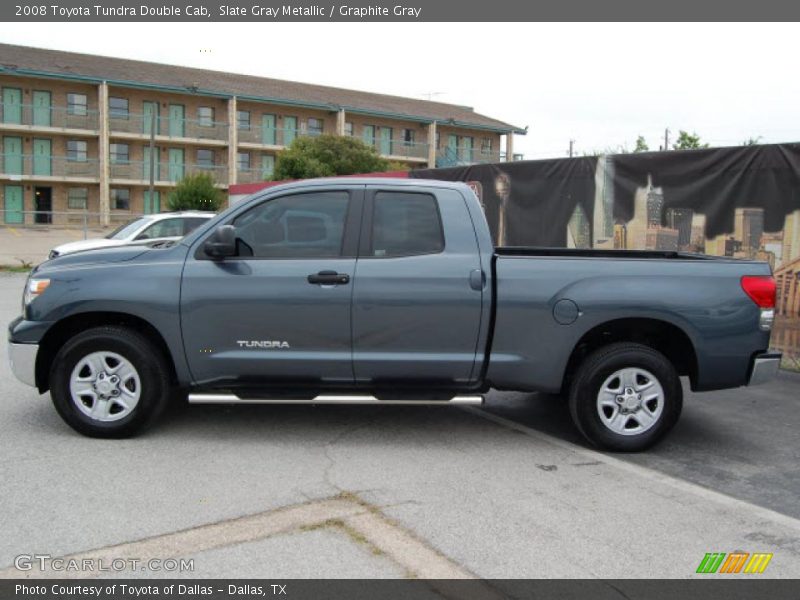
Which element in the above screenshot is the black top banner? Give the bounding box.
[3,0,800,21]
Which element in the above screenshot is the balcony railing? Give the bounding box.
[109,113,229,142]
[109,160,228,185]
[1,154,100,178]
[0,103,100,131]
[237,125,320,147]
[362,139,429,160]
[237,167,276,184]
[435,146,509,168]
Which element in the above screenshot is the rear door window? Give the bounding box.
[370,191,444,257]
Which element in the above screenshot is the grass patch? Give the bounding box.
[0,264,32,273]
[781,355,800,373]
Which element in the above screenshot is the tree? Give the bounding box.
[272,134,392,180]
[743,136,762,146]
[672,130,709,150]
[166,172,224,212]
[633,136,649,153]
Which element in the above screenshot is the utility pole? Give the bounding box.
[664,128,670,151]
[569,139,575,158]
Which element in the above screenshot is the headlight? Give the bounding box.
[24,278,50,306]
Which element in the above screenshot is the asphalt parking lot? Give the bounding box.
[1,271,799,579]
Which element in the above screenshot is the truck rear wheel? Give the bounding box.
[568,342,682,452]
[50,326,170,438]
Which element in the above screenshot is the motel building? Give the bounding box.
[0,43,525,226]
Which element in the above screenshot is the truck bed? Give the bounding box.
[495,246,718,260]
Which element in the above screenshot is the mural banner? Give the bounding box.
[411,143,800,366]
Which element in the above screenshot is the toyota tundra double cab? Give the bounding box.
[8,178,781,451]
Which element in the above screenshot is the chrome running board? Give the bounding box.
[187,393,483,406]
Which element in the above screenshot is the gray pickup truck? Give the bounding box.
[8,178,781,450]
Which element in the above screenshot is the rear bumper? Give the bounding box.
[8,341,38,388]
[748,352,782,386]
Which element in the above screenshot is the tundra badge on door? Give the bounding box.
[236,340,291,349]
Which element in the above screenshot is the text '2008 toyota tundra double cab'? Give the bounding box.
[8,178,782,450]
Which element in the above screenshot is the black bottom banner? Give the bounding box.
[3,579,800,600]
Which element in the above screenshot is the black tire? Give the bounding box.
[50,326,170,438]
[568,342,682,452]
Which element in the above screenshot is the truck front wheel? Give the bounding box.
[568,342,682,452]
[49,326,170,438]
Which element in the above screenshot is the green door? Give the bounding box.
[143,190,161,214]
[261,154,275,179]
[3,185,23,224]
[2,88,22,124]
[3,136,23,175]
[461,136,473,163]
[32,138,51,176]
[283,116,297,146]
[262,114,276,145]
[168,148,184,182]
[143,146,160,181]
[32,91,52,127]
[362,125,375,147]
[380,127,393,155]
[168,104,185,137]
[143,101,160,135]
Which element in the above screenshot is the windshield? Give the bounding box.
[105,217,152,240]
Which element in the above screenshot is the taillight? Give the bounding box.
[741,276,776,331]
[741,276,776,308]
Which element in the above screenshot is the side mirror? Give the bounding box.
[203,225,236,259]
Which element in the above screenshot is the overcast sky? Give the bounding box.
[1,22,798,159]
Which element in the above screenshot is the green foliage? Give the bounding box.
[633,136,649,153]
[166,172,224,212]
[272,134,392,180]
[672,130,709,150]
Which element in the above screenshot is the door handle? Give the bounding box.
[308,270,350,285]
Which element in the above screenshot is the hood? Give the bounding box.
[51,238,126,256]
[39,245,152,271]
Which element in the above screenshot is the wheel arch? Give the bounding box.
[35,312,178,393]
[562,317,698,393]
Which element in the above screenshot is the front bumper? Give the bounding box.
[748,352,782,386]
[8,341,38,388]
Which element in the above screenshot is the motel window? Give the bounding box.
[109,97,129,120]
[481,138,493,154]
[110,143,129,164]
[307,118,324,136]
[344,122,353,137]
[111,188,130,211]
[67,140,87,162]
[197,149,215,167]
[237,152,250,170]
[403,128,415,146]
[197,106,215,127]
[67,188,88,210]
[237,110,251,130]
[67,93,88,116]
